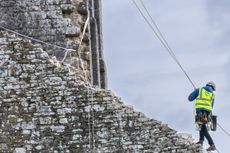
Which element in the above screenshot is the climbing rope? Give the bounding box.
[131,0,196,90]
[0,25,69,51]
[216,148,221,153]
[217,123,230,137]
[86,86,96,153]
[85,83,97,153]
[134,0,197,120]
[0,24,90,82]
[87,87,92,152]
[91,87,96,153]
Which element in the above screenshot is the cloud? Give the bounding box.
[205,0,230,49]
[205,1,230,91]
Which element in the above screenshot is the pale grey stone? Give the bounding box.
[0,143,8,150]
[51,125,65,132]
[21,122,36,130]
[14,148,26,153]
[22,130,31,135]
[59,118,68,124]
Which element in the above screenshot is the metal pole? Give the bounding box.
[94,0,108,89]
[89,0,101,87]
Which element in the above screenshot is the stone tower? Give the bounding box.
[0,0,107,89]
[0,0,204,152]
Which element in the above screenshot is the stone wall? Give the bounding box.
[0,0,107,88]
[0,31,203,152]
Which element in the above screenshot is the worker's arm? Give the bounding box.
[212,99,215,107]
[188,89,199,101]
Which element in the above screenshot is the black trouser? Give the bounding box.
[197,110,214,145]
[200,124,214,145]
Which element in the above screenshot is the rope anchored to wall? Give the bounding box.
[0,15,90,82]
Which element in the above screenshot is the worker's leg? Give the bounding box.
[203,124,214,145]
[199,124,205,142]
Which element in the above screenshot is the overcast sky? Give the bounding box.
[102,0,230,152]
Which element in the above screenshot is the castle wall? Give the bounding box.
[0,31,203,153]
[0,0,107,88]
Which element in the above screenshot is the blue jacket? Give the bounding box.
[188,85,215,112]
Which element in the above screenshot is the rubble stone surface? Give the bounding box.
[0,31,204,152]
[0,0,93,83]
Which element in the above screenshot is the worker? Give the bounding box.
[188,81,216,151]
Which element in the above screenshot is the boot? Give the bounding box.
[195,140,203,146]
[206,145,216,151]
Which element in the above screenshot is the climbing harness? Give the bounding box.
[195,111,211,126]
[195,111,217,132]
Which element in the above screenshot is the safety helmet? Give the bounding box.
[206,81,216,91]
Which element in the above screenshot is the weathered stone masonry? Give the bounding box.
[0,31,203,152]
[0,0,107,89]
[0,0,205,152]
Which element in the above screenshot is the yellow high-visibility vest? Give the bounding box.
[195,88,214,111]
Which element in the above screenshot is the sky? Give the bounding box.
[102,0,230,152]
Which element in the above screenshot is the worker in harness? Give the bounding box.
[188,81,216,151]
